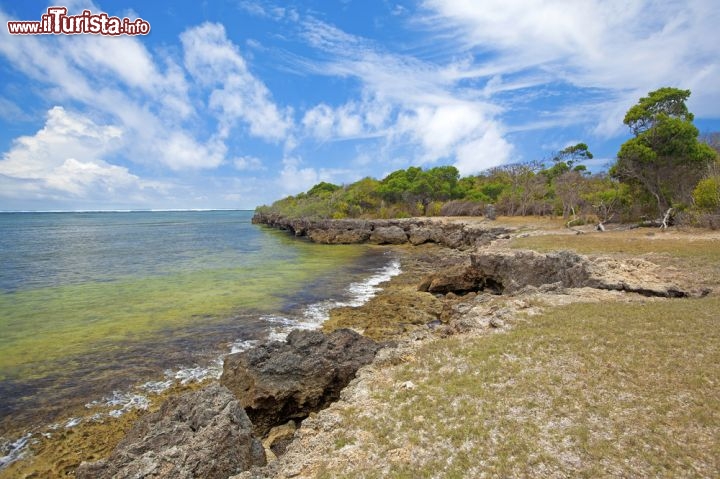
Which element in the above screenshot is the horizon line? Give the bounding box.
[0,208,256,213]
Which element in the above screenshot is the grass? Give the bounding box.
[318,298,720,478]
[309,227,720,478]
[510,228,720,260]
[511,228,720,289]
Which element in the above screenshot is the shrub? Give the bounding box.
[693,177,720,211]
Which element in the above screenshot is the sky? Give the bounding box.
[0,0,719,211]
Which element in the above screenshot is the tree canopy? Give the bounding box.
[612,87,716,214]
[256,88,718,225]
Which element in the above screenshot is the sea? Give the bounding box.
[0,210,400,469]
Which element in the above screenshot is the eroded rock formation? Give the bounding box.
[251,213,512,249]
[220,329,382,437]
[419,249,702,298]
[76,384,266,479]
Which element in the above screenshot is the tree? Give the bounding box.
[612,87,717,215]
[495,162,549,216]
[378,166,461,214]
[554,171,587,218]
[307,181,340,197]
[543,143,593,183]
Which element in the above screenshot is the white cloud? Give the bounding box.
[421,0,720,131]
[302,101,388,141]
[0,10,228,173]
[181,22,294,142]
[277,157,355,195]
[234,155,265,171]
[0,107,156,201]
[455,130,513,175]
[297,16,512,172]
[278,157,322,194]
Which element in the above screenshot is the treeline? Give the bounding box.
[257,88,720,227]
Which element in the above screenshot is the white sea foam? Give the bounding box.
[267,329,290,342]
[64,417,82,428]
[230,339,259,354]
[260,257,402,342]
[86,391,151,419]
[301,257,401,322]
[0,434,32,470]
[140,379,175,394]
[348,258,402,305]
[172,359,224,385]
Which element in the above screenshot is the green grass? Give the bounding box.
[321,298,720,478]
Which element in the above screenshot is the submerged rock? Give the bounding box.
[221,329,382,437]
[76,384,265,479]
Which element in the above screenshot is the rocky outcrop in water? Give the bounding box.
[251,213,512,249]
[419,249,702,298]
[76,384,265,479]
[221,328,382,437]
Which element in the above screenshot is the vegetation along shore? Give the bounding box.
[2,88,718,477]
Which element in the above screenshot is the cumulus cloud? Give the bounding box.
[278,157,323,194]
[0,107,155,201]
[0,4,300,207]
[302,100,389,141]
[276,157,356,195]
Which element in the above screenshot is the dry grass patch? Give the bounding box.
[511,229,720,289]
[318,297,720,478]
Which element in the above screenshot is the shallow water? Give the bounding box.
[0,210,397,465]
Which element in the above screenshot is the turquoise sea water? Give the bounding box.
[0,210,398,465]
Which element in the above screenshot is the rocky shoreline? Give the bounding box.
[70,215,710,477]
[251,212,512,249]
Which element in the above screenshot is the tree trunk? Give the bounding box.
[660,207,673,230]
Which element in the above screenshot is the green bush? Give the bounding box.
[693,177,720,211]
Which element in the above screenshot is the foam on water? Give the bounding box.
[263,257,402,341]
[0,434,32,469]
[230,339,259,354]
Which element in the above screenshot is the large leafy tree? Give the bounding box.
[612,87,717,214]
[378,166,461,213]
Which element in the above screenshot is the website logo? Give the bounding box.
[7,7,151,36]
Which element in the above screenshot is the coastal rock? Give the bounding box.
[263,421,297,461]
[417,264,488,295]
[307,220,372,244]
[221,329,382,437]
[369,226,408,244]
[419,249,697,298]
[469,249,591,293]
[76,384,265,479]
[406,224,435,245]
[251,213,513,249]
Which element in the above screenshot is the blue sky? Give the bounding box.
[1,0,719,211]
